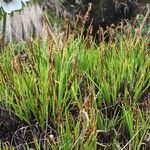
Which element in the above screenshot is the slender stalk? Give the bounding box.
[0,13,7,52]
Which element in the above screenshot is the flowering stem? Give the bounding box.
[0,13,7,52]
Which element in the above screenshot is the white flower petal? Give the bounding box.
[1,0,22,13]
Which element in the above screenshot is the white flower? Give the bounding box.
[0,0,30,14]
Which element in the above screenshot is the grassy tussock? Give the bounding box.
[0,20,150,149]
